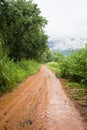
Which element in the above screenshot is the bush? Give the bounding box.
[0,46,41,92]
[60,45,87,86]
[46,62,60,76]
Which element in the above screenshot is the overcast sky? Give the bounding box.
[33,0,87,40]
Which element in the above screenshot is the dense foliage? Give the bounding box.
[46,62,60,76]
[45,51,64,76]
[0,0,48,61]
[60,45,87,86]
[46,46,87,86]
[41,50,64,63]
[0,44,41,92]
[0,0,48,93]
[51,51,64,62]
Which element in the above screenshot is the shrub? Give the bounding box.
[46,62,60,76]
[60,45,87,86]
[0,45,41,92]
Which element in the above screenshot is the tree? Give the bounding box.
[0,0,48,61]
[60,44,87,86]
[51,51,64,62]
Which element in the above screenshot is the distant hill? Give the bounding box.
[48,38,86,55]
[52,49,78,56]
[59,49,78,56]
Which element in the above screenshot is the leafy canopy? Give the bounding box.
[0,0,48,61]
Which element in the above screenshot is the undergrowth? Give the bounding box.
[60,79,87,124]
[46,62,60,76]
[0,50,41,93]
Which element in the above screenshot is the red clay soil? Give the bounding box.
[0,66,85,130]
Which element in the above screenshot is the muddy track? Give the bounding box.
[0,66,85,130]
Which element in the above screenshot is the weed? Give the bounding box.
[46,62,60,76]
[0,56,41,93]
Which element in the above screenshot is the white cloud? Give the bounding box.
[33,0,87,40]
[33,0,87,50]
[49,38,87,51]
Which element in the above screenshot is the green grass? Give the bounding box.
[0,58,41,93]
[46,62,60,76]
[63,81,87,101]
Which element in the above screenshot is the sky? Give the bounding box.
[33,0,87,40]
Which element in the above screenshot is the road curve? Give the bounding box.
[0,65,85,130]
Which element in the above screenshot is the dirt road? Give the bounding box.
[0,66,85,130]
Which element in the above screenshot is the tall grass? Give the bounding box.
[46,62,60,76]
[0,47,41,92]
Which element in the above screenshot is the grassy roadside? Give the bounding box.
[46,62,60,76]
[0,59,41,94]
[59,78,87,127]
[47,62,87,127]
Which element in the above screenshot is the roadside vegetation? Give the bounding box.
[60,79,87,125]
[59,46,87,125]
[46,62,60,76]
[0,0,48,93]
[0,44,41,93]
[60,45,87,86]
[47,45,87,87]
[46,46,87,125]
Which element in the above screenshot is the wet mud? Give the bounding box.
[0,66,85,130]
